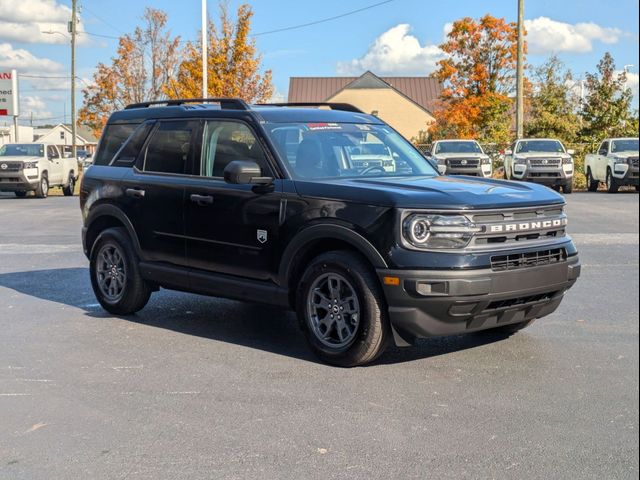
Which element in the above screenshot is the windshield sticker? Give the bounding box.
[355,124,371,131]
[306,123,342,131]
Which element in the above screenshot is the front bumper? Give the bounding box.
[0,170,39,191]
[513,164,573,186]
[378,255,580,344]
[612,163,639,185]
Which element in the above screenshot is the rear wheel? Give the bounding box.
[62,172,75,196]
[606,168,619,193]
[296,251,390,367]
[35,174,48,198]
[14,191,27,198]
[90,227,151,315]
[586,169,599,192]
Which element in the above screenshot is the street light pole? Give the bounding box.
[70,0,78,159]
[202,0,208,98]
[515,0,525,139]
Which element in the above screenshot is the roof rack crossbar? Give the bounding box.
[125,98,250,110]
[260,102,364,113]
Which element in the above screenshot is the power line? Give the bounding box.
[80,4,128,34]
[252,0,395,36]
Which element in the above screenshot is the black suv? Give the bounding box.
[80,99,580,366]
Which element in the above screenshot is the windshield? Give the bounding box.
[516,140,565,153]
[0,144,44,157]
[434,141,483,154]
[611,139,639,153]
[265,122,437,179]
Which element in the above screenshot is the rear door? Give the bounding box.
[120,119,200,267]
[183,119,282,281]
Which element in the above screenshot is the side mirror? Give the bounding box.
[567,149,575,155]
[223,160,272,185]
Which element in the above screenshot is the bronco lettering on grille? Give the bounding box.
[488,218,567,233]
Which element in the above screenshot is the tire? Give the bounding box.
[89,227,152,315]
[586,169,599,192]
[562,181,573,194]
[606,168,619,193]
[493,319,536,335]
[35,174,49,198]
[62,172,75,196]
[296,251,390,367]
[14,191,27,198]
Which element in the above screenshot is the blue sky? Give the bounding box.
[1,0,638,125]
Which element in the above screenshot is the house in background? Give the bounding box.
[33,123,99,156]
[288,71,442,140]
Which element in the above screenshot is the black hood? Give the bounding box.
[294,175,565,210]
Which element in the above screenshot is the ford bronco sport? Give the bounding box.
[80,99,581,366]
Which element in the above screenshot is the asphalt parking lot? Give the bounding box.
[0,192,638,480]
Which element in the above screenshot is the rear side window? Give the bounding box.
[142,120,197,174]
[112,122,154,167]
[94,123,139,166]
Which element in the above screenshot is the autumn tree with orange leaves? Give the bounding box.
[78,8,181,137]
[431,15,522,144]
[165,4,273,102]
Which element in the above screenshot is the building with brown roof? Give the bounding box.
[288,71,442,140]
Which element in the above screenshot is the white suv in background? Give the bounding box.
[0,143,78,198]
[503,138,574,193]
[428,139,493,177]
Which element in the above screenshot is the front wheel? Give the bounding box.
[90,227,151,315]
[562,182,573,194]
[606,169,619,193]
[35,175,48,198]
[296,251,390,367]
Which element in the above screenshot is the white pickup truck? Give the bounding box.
[584,137,639,193]
[0,143,77,198]
[427,139,493,177]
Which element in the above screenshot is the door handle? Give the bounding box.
[190,194,214,206]
[125,188,146,199]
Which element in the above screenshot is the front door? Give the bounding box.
[46,145,64,184]
[183,119,282,281]
[120,120,200,267]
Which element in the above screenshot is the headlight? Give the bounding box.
[23,161,39,169]
[562,157,573,165]
[403,214,481,249]
[481,157,491,165]
[613,156,627,164]
[513,156,527,164]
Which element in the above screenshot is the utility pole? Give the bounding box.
[515,0,525,139]
[70,0,77,158]
[202,0,208,98]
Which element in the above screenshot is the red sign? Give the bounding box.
[0,109,7,115]
[0,73,10,80]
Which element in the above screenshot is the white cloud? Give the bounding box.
[0,0,86,45]
[20,95,53,119]
[525,17,624,55]
[0,43,64,73]
[336,24,444,76]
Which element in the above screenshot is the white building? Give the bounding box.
[33,123,98,155]
[0,125,34,145]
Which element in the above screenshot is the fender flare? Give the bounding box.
[85,204,143,258]
[278,223,388,285]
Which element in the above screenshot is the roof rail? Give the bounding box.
[124,98,250,110]
[260,102,364,113]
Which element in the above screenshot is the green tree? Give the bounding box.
[525,56,581,143]
[580,52,636,142]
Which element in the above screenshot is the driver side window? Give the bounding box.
[200,121,270,178]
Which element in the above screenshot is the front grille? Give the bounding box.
[529,157,561,168]
[484,291,559,312]
[0,162,22,172]
[491,248,567,271]
[448,158,480,168]
[469,205,567,249]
